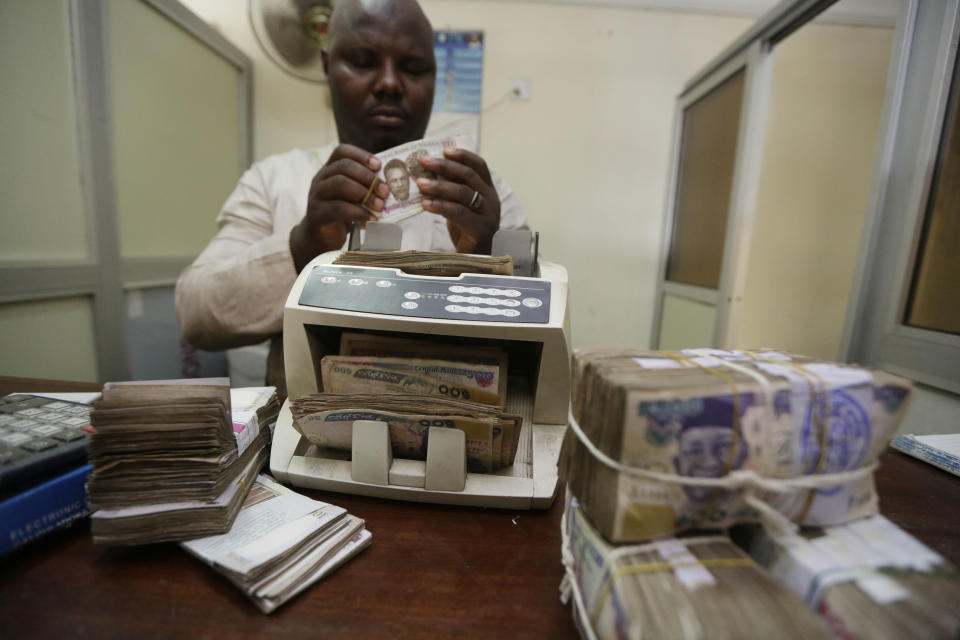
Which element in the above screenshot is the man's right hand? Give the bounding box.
[289,144,390,272]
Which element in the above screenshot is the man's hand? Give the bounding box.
[289,144,390,272]
[417,148,500,255]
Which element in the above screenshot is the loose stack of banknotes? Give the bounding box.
[557,347,953,640]
[87,379,278,545]
[290,332,521,472]
[182,474,371,614]
[333,250,513,277]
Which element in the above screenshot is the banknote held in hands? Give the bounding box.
[372,135,477,224]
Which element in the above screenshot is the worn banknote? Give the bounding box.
[320,355,505,406]
[371,135,477,224]
[295,408,498,472]
[291,393,521,469]
[337,332,509,401]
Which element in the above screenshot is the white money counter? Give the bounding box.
[270,228,571,509]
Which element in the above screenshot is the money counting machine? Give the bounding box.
[270,226,570,509]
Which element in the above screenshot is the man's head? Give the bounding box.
[323,0,436,153]
[672,398,748,502]
[384,158,411,200]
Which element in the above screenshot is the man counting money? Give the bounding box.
[175,0,527,388]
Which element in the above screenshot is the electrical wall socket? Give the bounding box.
[510,78,531,101]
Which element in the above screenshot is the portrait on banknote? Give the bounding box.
[384,158,412,202]
[671,397,749,502]
[406,149,435,181]
[371,135,477,224]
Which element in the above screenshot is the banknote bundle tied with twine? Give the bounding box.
[560,348,913,543]
[561,495,831,640]
[734,514,960,640]
[558,347,918,640]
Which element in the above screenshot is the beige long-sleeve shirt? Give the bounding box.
[175,143,527,356]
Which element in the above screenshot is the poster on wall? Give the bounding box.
[427,30,483,146]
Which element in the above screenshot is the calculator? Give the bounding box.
[0,394,93,490]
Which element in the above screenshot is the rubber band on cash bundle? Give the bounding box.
[559,348,914,543]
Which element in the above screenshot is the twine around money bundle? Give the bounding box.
[558,491,830,640]
[565,352,880,540]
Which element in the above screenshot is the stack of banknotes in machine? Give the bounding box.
[182,474,371,614]
[290,332,521,472]
[333,250,513,276]
[87,380,279,544]
[734,515,960,639]
[558,347,916,639]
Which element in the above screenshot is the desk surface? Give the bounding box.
[1,378,958,639]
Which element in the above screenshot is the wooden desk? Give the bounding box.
[1,379,957,639]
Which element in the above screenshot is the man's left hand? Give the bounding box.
[417,148,500,255]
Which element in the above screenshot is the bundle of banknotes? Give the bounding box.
[370,135,476,224]
[182,474,371,614]
[561,348,913,543]
[563,495,830,639]
[290,332,518,471]
[87,380,279,545]
[333,250,513,277]
[735,515,960,639]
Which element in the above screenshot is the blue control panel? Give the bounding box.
[299,265,551,324]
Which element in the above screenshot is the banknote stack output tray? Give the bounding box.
[270,227,571,509]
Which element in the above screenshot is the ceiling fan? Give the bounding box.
[249,0,334,83]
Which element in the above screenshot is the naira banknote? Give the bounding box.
[295,408,498,472]
[371,135,477,224]
[320,355,505,406]
[338,332,509,401]
[291,393,521,469]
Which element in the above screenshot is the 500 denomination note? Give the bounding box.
[294,409,497,472]
[370,135,477,224]
[320,356,504,406]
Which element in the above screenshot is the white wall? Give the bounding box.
[179,0,752,349]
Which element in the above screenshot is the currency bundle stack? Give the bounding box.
[333,250,513,277]
[561,348,913,543]
[562,495,830,640]
[87,380,278,545]
[736,515,960,639]
[183,474,371,614]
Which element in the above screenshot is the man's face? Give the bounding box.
[323,2,436,153]
[676,426,737,479]
[674,425,742,503]
[385,166,410,200]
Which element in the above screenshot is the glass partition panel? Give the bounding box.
[657,293,716,350]
[732,17,894,359]
[0,297,99,382]
[665,69,745,289]
[0,2,88,261]
[905,44,960,335]
[108,0,242,259]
